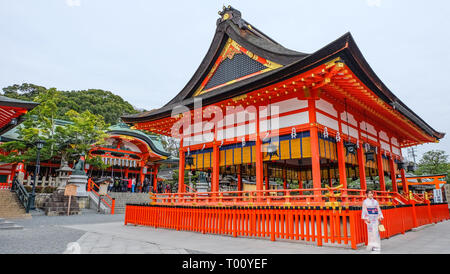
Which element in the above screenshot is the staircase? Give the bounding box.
[88,191,112,214]
[0,190,31,219]
[107,192,151,214]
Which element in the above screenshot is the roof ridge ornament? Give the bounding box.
[217,5,247,29]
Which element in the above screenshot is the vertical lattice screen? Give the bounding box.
[203,53,266,90]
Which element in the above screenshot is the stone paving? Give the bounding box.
[1,209,450,254]
[64,218,450,254]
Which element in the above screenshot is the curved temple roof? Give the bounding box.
[106,123,171,158]
[0,95,39,135]
[122,6,444,142]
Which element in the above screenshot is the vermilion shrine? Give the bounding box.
[124,6,450,248]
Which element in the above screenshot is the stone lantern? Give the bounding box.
[56,160,73,190]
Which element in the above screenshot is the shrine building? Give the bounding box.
[122,6,444,202]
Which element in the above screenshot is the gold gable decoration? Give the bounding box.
[193,38,282,96]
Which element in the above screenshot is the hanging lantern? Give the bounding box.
[365,145,375,163]
[407,162,415,172]
[344,141,357,155]
[266,142,278,157]
[185,155,194,166]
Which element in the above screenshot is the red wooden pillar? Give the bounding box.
[357,142,367,191]
[337,141,347,188]
[336,111,347,192]
[389,157,398,193]
[212,142,220,196]
[152,166,157,193]
[376,148,386,191]
[139,166,145,185]
[153,164,159,193]
[399,150,408,194]
[178,139,185,193]
[255,106,264,201]
[124,167,129,179]
[308,99,322,201]
[401,168,408,195]
[283,165,287,190]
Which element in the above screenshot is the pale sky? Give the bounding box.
[1,0,449,162]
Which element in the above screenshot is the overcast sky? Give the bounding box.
[1,0,449,162]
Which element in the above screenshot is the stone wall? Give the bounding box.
[36,193,90,210]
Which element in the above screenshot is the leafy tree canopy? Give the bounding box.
[415,150,450,176]
[2,83,141,124]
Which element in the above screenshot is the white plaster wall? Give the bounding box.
[316,112,339,131]
[316,99,337,117]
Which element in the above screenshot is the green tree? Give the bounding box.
[415,150,450,176]
[1,83,141,124]
[0,108,110,168]
[61,109,110,163]
[0,88,62,164]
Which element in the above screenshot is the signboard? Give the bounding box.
[64,184,78,196]
[64,184,78,216]
[433,189,443,203]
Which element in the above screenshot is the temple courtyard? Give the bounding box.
[1,211,449,254]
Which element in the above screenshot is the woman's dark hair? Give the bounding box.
[366,190,374,194]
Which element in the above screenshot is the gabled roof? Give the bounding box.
[123,6,307,121]
[122,6,444,142]
[0,95,39,135]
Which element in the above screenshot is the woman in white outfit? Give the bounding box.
[361,190,384,252]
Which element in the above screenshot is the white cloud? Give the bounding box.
[66,0,81,7]
[366,0,382,7]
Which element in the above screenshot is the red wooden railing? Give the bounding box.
[124,202,450,250]
[87,178,115,215]
[151,187,397,207]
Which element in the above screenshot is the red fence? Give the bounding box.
[87,178,115,214]
[124,203,449,249]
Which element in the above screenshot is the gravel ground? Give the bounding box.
[0,209,124,254]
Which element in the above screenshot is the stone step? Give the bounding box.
[0,209,26,214]
[0,214,31,219]
[0,190,30,219]
[0,220,23,230]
